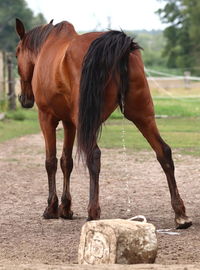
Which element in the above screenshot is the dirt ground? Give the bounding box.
[0,132,200,267]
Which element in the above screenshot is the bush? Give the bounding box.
[6,110,26,121]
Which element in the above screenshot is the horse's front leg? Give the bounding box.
[87,145,101,221]
[39,111,59,219]
[58,121,75,219]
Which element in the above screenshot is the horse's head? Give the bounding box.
[16,18,35,108]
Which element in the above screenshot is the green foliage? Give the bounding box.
[157,0,200,74]
[0,0,46,52]
[6,109,26,121]
[126,30,167,68]
[0,98,6,111]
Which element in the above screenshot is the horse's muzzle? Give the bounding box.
[18,94,35,108]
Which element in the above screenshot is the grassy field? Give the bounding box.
[154,97,200,117]
[99,117,200,156]
[0,94,200,156]
[101,96,200,155]
[111,97,200,118]
[0,108,40,143]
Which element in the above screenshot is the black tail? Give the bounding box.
[77,30,140,161]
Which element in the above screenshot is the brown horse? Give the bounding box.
[15,18,192,229]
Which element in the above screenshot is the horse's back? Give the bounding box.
[63,32,104,81]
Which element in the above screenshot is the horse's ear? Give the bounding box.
[16,18,25,40]
[49,19,54,24]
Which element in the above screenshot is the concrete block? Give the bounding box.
[78,219,157,265]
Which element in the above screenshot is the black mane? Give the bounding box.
[22,23,54,53]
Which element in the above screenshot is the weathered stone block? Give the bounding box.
[78,219,157,265]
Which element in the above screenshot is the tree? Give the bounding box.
[126,30,167,68]
[0,0,46,52]
[157,0,200,74]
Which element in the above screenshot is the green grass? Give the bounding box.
[0,108,39,143]
[153,97,200,117]
[111,97,200,119]
[1,96,200,156]
[99,117,200,156]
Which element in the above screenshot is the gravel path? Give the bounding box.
[0,133,200,266]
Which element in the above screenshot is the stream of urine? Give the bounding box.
[121,110,131,214]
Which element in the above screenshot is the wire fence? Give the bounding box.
[146,67,200,97]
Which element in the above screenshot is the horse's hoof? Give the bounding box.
[59,212,73,220]
[58,205,73,219]
[87,207,101,221]
[43,207,59,219]
[175,216,192,229]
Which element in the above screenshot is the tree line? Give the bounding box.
[0,0,46,52]
[157,0,200,75]
[0,0,200,75]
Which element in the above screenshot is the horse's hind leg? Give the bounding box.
[39,111,59,219]
[126,112,192,229]
[58,121,75,219]
[86,144,101,221]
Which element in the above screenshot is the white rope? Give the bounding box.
[146,68,179,78]
[127,216,181,235]
[146,67,200,81]
[128,215,147,223]
[156,228,180,235]
[145,67,174,97]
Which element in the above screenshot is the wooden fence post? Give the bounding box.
[0,51,5,107]
[184,71,191,89]
[7,53,16,110]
